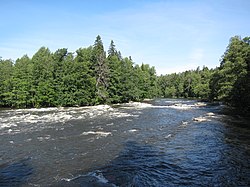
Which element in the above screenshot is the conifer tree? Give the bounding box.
[92,35,109,103]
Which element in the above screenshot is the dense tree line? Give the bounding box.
[158,66,212,99]
[158,36,250,114]
[0,35,158,108]
[1,35,249,113]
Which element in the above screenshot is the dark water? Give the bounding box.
[0,99,249,186]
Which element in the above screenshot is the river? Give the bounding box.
[0,99,249,186]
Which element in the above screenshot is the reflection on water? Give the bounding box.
[0,99,249,186]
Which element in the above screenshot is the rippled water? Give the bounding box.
[0,99,249,186]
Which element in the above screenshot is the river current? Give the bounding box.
[0,99,249,186]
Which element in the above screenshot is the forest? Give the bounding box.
[158,36,250,114]
[0,35,249,114]
[0,36,158,108]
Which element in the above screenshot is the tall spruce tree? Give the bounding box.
[107,40,122,103]
[92,35,109,103]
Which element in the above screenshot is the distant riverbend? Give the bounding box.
[0,99,249,186]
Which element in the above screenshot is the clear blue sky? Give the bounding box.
[1,0,249,74]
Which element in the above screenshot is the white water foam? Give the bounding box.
[61,170,117,186]
[128,129,138,133]
[0,123,17,130]
[118,101,206,110]
[206,112,215,116]
[89,171,110,184]
[0,101,207,133]
[165,134,172,139]
[15,107,59,112]
[118,102,153,109]
[81,131,112,137]
[180,121,188,127]
[37,135,51,141]
[0,104,137,133]
[193,112,222,123]
[193,116,211,122]
[166,104,194,110]
[106,123,114,126]
[109,112,136,118]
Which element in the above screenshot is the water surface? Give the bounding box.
[0,99,249,186]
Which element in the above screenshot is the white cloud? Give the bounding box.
[1,0,243,74]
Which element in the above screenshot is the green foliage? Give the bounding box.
[209,36,250,113]
[92,35,109,104]
[0,59,14,106]
[3,35,248,113]
[12,55,33,107]
[158,66,212,99]
[158,35,250,114]
[0,36,158,108]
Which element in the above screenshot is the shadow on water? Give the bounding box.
[56,123,250,187]
[0,158,33,187]
[56,140,216,187]
[56,141,170,187]
[99,141,178,187]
